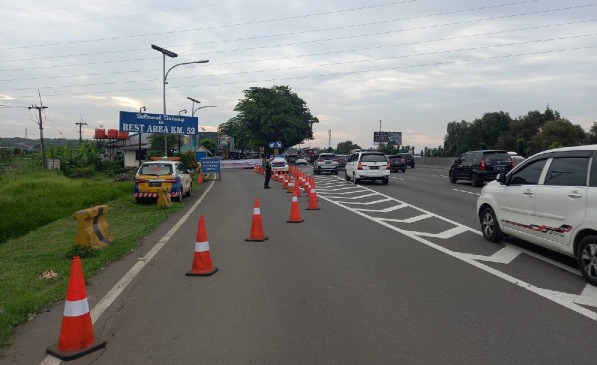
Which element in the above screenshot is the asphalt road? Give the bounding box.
[3,166,597,364]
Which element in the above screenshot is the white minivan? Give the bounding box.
[344,150,390,185]
[476,145,597,285]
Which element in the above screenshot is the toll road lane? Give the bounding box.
[4,169,597,364]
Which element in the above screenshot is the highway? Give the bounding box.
[4,166,597,364]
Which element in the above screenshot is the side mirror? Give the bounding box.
[496,173,507,184]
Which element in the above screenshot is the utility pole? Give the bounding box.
[328,129,332,150]
[75,117,88,145]
[28,104,48,166]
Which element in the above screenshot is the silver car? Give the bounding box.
[313,153,339,175]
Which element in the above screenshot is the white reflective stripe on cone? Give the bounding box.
[253,208,261,215]
[195,241,210,253]
[63,298,90,317]
[311,189,315,194]
[292,196,298,202]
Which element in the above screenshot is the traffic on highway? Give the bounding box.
[7,157,597,364]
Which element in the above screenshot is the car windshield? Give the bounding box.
[140,164,172,175]
[485,152,510,161]
[361,153,387,162]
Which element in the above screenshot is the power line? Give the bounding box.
[2,0,544,62]
[3,32,594,94]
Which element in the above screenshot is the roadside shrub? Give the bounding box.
[63,166,95,178]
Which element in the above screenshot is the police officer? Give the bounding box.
[263,156,273,189]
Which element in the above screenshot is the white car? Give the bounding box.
[344,150,390,185]
[295,155,308,165]
[270,156,289,173]
[477,145,597,284]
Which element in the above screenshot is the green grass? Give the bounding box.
[0,164,200,349]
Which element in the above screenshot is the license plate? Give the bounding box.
[494,167,504,171]
[370,166,379,170]
[325,161,331,164]
[149,182,162,187]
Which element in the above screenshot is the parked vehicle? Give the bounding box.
[336,154,349,170]
[345,151,390,184]
[313,153,339,174]
[476,144,597,285]
[449,150,513,187]
[508,151,526,166]
[387,155,407,172]
[135,160,192,203]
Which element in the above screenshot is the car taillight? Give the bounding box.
[357,162,363,170]
[387,161,391,169]
[317,159,323,163]
[480,159,486,171]
[135,178,146,183]
[165,174,177,183]
[509,159,514,169]
[333,158,339,162]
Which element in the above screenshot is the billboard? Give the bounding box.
[119,111,199,135]
[373,131,402,145]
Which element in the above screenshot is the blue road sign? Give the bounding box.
[119,111,199,135]
[200,157,221,173]
[268,141,283,149]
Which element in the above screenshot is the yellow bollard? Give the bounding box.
[73,205,113,249]
[157,186,172,208]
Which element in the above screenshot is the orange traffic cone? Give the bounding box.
[245,199,269,241]
[186,216,218,276]
[293,179,302,197]
[287,189,304,223]
[47,257,106,361]
[306,187,320,210]
[286,177,295,193]
[198,171,203,184]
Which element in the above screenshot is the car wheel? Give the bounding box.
[577,235,597,285]
[471,173,482,187]
[402,169,406,173]
[334,170,338,175]
[345,171,350,181]
[480,207,502,242]
[382,177,389,185]
[135,197,141,204]
[352,173,360,184]
[449,171,457,183]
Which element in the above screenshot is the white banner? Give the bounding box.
[220,159,261,169]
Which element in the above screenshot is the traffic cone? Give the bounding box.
[245,199,269,241]
[306,187,320,210]
[286,177,295,193]
[186,216,218,276]
[47,257,106,361]
[287,189,304,223]
[198,171,203,184]
[293,180,302,197]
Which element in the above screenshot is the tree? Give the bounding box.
[148,134,179,157]
[221,85,316,155]
[530,119,585,154]
[200,138,216,156]
[335,141,361,154]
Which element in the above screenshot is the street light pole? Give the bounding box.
[138,106,146,166]
[178,109,187,155]
[152,44,208,157]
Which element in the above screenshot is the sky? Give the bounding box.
[1,0,596,153]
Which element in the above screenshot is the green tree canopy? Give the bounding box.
[335,141,361,154]
[220,85,316,154]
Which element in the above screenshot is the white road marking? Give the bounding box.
[413,225,470,239]
[316,176,597,319]
[377,213,434,224]
[453,188,481,196]
[40,181,216,365]
[466,245,522,264]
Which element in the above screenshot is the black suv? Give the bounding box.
[397,153,415,168]
[449,150,513,187]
